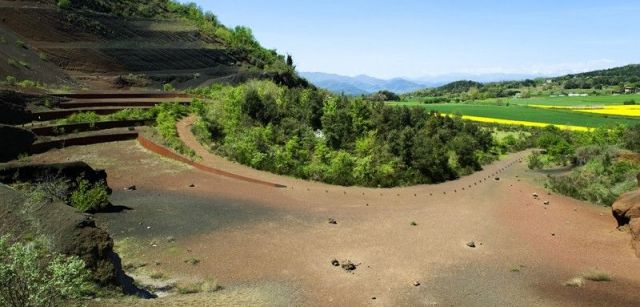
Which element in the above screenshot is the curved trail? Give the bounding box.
[31,117,640,306]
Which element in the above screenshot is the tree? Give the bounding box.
[411,130,454,183]
[623,124,640,152]
[286,54,294,67]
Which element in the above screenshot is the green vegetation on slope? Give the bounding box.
[191,80,500,187]
[526,125,640,206]
[406,64,640,102]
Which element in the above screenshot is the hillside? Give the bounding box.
[554,64,640,89]
[0,0,306,90]
[406,64,640,101]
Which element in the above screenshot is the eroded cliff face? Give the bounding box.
[612,173,640,257]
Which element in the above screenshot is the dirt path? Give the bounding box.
[28,118,640,306]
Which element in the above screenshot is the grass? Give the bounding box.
[149,271,166,280]
[390,102,639,129]
[177,278,220,295]
[581,269,612,282]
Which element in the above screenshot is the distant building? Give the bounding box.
[624,87,637,94]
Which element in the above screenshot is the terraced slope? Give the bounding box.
[0,0,284,90]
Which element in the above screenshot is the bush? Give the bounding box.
[15,40,27,49]
[623,99,636,105]
[162,83,175,92]
[56,112,101,127]
[69,179,109,212]
[527,152,544,170]
[546,148,640,206]
[0,236,93,307]
[5,75,16,86]
[57,0,71,9]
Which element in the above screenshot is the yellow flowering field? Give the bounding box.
[443,114,592,132]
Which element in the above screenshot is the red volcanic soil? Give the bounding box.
[28,120,640,306]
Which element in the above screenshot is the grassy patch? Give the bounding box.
[581,269,612,282]
[177,278,220,295]
[149,271,166,280]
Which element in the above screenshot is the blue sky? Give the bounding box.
[193,0,640,79]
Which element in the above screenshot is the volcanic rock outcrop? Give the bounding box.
[612,173,640,257]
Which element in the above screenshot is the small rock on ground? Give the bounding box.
[466,241,476,248]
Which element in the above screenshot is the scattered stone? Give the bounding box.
[544,201,550,205]
[372,297,377,300]
[167,236,176,243]
[413,281,421,287]
[532,193,539,198]
[341,261,357,272]
[410,221,418,226]
[184,258,200,266]
[551,233,556,236]
[466,241,476,248]
[495,177,501,181]
[328,218,337,225]
[188,184,196,188]
[331,259,340,267]
[146,226,152,230]
[125,185,136,191]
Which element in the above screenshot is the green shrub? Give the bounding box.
[162,83,175,92]
[547,147,640,206]
[18,60,30,69]
[623,99,636,105]
[527,152,544,170]
[56,112,101,127]
[15,40,27,49]
[0,236,93,307]
[69,179,109,212]
[7,58,19,67]
[5,75,16,86]
[56,0,70,9]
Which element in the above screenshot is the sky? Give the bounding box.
[193,0,640,79]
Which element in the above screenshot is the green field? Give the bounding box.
[390,102,640,128]
[457,94,640,107]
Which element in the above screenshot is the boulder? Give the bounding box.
[0,185,117,285]
[611,173,640,257]
[0,161,112,195]
[631,219,640,258]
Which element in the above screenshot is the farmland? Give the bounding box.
[390,100,640,129]
[436,93,640,107]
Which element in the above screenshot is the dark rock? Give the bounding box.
[466,241,476,248]
[0,125,35,162]
[341,260,357,271]
[331,259,340,267]
[0,161,111,194]
[413,281,421,287]
[125,185,136,191]
[189,184,196,188]
[328,218,337,225]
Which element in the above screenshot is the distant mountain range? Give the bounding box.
[300,72,437,95]
[301,72,544,95]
